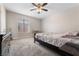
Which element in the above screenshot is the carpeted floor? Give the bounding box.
[9,37,60,56]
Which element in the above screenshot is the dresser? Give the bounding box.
[0,34,5,56]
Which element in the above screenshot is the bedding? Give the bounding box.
[35,32,79,55]
[35,33,79,47]
[60,39,79,56]
[35,33,72,47]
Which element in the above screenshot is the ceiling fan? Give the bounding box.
[30,3,48,14]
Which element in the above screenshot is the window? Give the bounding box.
[18,18,29,33]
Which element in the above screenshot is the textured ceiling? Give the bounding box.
[3,3,79,19]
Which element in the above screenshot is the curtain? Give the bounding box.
[18,19,29,32]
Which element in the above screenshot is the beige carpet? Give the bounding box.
[9,37,60,56]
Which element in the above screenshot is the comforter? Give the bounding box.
[35,33,79,55]
[35,33,72,47]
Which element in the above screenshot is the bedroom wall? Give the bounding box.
[42,6,79,33]
[0,5,6,34]
[6,10,41,39]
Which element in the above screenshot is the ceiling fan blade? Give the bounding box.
[42,3,48,6]
[30,9,36,11]
[32,3,37,7]
[42,9,48,11]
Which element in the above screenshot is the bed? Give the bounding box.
[34,32,79,56]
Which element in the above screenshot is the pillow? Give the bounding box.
[61,32,76,38]
[62,35,75,38]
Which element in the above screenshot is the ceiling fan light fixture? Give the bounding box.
[31,3,48,14]
[37,7,43,13]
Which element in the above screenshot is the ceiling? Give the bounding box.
[3,3,79,19]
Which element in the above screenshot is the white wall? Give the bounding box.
[6,10,41,38]
[42,6,79,33]
[0,4,6,34]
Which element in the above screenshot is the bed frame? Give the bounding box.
[34,33,73,56]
